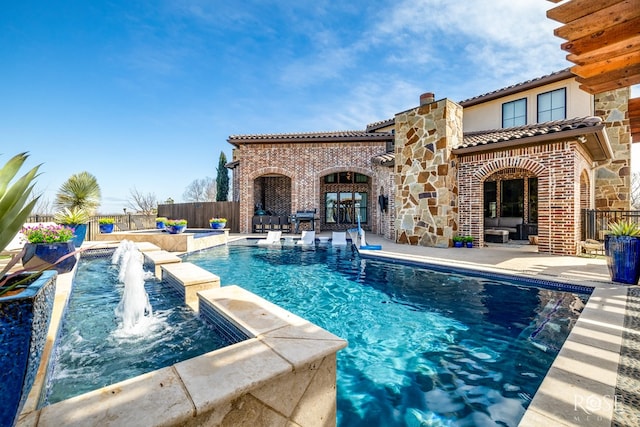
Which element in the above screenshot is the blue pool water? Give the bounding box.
[183,244,589,427]
[43,253,233,405]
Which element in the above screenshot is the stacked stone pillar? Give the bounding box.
[394,98,463,247]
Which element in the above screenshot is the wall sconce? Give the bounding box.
[578,136,587,144]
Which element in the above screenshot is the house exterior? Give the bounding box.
[226,69,633,255]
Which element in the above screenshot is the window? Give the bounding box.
[484,181,497,218]
[537,88,566,122]
[323,191,368,225]
[502,98,526,127]
[501,179,524,217]
[528,177,538,223]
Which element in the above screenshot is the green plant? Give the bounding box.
[155,217,168,223]
[608,220,640,237]
[209,217,227,223]
[463,235,473,243]
[98,217,115,225]
[21,224,74,244]
[165,219,187,226]
[54,207,90,225]
[55,171,101,214]
[452,236,464,243]
[0,152,40,256]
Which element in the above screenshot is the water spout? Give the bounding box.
[112,240,153,332]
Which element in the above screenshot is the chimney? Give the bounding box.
[419,92,435,106]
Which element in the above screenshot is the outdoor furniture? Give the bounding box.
[331,232,347,246]
[257,231,282,246]
[484,229,509,243]
[292,210,316,233]
[296,230,315,245]
[484,217,523,240]
[252,216,265,233]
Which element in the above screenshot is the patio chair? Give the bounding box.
[331,231,347,246]
[257,231,282,245]
[252,216,265,233]
[296,230,315,246]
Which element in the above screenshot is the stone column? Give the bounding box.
[594,88,631,210]
[394,97,463,247]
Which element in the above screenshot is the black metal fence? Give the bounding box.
[581,209,640,241]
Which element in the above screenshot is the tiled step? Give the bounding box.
[143,250,182,278]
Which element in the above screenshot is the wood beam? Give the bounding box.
[571,50,640,79]
[554,0,640,41]
[547,0,623,23]
[575,63,640,87]
[560,16,640,56]
[577,72,640,94]
[567,35,640,66]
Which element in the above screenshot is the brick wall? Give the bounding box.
[234,142,387,233]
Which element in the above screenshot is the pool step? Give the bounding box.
[161,262,220,312]
[143,250,182,278]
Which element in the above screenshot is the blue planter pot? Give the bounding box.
[210,222,226,229]
[156,221,165,230]
[0,270,57,427]
[21,242,77,274]
[99,223,114,233]
[465,242,473,248]
[453,241,463,248]
[605,235,640,285]
[62,223,87,248]
[167,224,186,234]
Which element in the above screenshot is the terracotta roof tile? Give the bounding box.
[458,116,603,149]
[372,152,395,166]
[227,130,393,145]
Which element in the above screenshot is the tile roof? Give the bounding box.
[459,68,574,107]
[458,116,603,150]
[227,130,394,145]
[371,116,608,166]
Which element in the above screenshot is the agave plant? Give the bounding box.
[0,153,40,263]
[608,220,640,237]
[54,206,90,225]
[0,152,41,291]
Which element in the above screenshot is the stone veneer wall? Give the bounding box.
[393,99,463,247]
[457,141,594,255]
[235,142,387,233]
[594,88,631,210]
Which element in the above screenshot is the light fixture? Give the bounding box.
[578,136,587,144]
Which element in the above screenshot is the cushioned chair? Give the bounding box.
[296,230,315,245]
[257,231,282,245]
[331,232,347,246]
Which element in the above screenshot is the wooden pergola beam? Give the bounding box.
[553,0,640,41]
[547,0,624,23]
[560,16,640,56]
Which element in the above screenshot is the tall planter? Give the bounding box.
[67,223,87,248]
[0,270,57,427]
[21,242,77,274]
[604,235,640,285]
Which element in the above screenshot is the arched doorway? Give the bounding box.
[253,174,292,216]
[320,171,372,231]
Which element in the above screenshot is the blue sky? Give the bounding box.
[2,1,637,214]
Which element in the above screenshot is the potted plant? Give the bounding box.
[155,217,168,229]
[98,217,115,234]
[464,235,474,248]
[452,236,464,248]
[20,224,78,273]
[0,152,57,427]
[54,207,90,247]
[165,219,187,234]
[209,217,227,229]
[604,220,640,285]
[54,171,101,247]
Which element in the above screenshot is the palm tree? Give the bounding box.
[55,171,101,214]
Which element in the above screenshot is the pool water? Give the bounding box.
[43,255,233,405]
[184,244,589,427]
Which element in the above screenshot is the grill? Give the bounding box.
[291,210,317,233]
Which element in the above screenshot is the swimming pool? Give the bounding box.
[183,244,589,427]
[43,251,237,405]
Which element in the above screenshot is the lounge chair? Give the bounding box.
[331,232,347,246]
[296,230,315,245]
[257,231,282,245]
